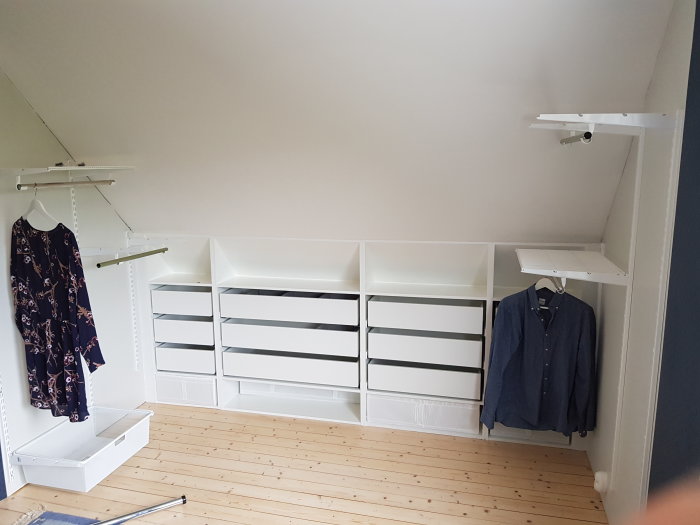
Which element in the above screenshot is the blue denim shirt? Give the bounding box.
[480,285,596,437]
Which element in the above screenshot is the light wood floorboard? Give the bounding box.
[0,403,607,524]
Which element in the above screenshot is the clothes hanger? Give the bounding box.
[534,277,565,309]
[535,277,559,293]
[22,188,60,227]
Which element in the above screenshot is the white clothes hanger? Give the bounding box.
[22,189,60,229]
[535,277,559,293]
[534,277,565,309]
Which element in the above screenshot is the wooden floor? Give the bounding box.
[0,403,607,525]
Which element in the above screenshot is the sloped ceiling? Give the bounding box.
[0,0,674,241]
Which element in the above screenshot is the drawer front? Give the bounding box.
[368,362,481,399]
[223,350,359,388]
[366,393,481,435]
[368,297,483,334]
[221,321,359,358]
[420,398,481,434]
[151,287,212,316]
[368,328,482,368]
[153,317,214,346]
[156,346,215,374]
[220,290,358,325]
[155,374,217,407]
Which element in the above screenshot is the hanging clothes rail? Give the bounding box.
[17,179,115,190]
[8,165,135,230]
[96,248,168,269]
[12,165,132,191]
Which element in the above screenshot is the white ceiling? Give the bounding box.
[0,0,675,242]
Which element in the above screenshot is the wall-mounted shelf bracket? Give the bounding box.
[516,249,628,286]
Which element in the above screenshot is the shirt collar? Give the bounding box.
[527,284,564,311]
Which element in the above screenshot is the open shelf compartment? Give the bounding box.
[214,238,360,293]
[218,378,361,424]
[141,237,212,285]
[365,242,489,299]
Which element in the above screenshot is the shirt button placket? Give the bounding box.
[543,330,550,396]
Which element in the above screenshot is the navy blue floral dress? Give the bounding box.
[10,217,105,422]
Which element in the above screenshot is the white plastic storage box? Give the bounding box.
[366,393,481,435]
[11,406,153,492]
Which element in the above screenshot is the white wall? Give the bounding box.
[0,70,74,495]
[0,1,674,243]
[588,137,637,487]
[72,188,146,410]
[0,70,145,496]
[592,0,694,522]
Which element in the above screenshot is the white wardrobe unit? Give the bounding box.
[135,236,605,447]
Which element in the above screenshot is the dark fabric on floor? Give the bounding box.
[28,511,95,525]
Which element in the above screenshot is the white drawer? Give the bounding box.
[368,296,483,334]
[155,373,217,407]
[366,393,481,435]
[155,344,215,374]
[153,315,214,346]
[151,285,212,316]
[220,289,358,325]
[368,361,481,399]
[368,328,482,368]
[221,320,359,358]
[223,349,359,388]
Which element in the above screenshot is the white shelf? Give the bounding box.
[10,166,134,176]
[217,276,359,294]
[222,375,360,394]
[223,395,361,424]
[150,273,212,286]
[530,113,674,136]
[537,112,672,128]
[366,282,487,300]
[366,387,484,405]
[516,249,628,286]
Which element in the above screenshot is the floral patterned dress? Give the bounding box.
[10,217,105,422]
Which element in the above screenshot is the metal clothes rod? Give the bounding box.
[96,247,168,268]
[94,495,186,525]
[17,179,116,191]
[560,131,593,145]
